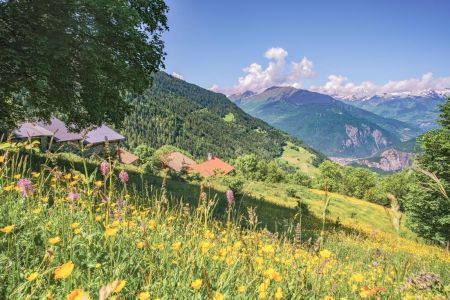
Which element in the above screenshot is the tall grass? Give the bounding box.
[1,141,449,299]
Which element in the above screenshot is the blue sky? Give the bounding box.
[163,0,450,97]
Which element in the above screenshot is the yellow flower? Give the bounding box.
[33,208,41,214]
[200,241,211,254]
[191,279,202,290]
[0,155,4,163]
[319,249,332,259]
[237,286,246,293]
[105,227,118,237]
[26,272,39,282]
[67,289,89,300]
[70,222,80,230]
[351,285,358,292]
[3,185,14,191]
[148,219,156,230]
[64,173,72,180]
[157,243,165,250]
[54,261,74,280]
[324,296,333,300]
[138,292,150,300]
[0,225,14,234]
[114,280,126,293]
[254,256,264,264]
[213,292,224,300]
[95,215,102,222]
[48,236,61,245]
[352,273,364,283]
[73,228,81,235]
[95,180,102,187]
[275,287,283,299]
[171,242,182,251]
[31,172,40,178]
[136,241,145,249]
[261,244,275,255]
[14,174,21,179]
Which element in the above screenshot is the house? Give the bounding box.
[13,122,54,150]
[118,148,140,165]
[14,117,129,162]
[190,155,234,177]
[160,152,196,173]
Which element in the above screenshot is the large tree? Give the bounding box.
[404,97,450,247]
[0,0,168,131]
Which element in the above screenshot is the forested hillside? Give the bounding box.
[122,72,324,162]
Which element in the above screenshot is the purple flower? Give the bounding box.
[68,189,80,202]
[17,178,34,198]
[119,170,129,184]
[100,160,110,177]
[116,198,125,210]
[226,189,235,206]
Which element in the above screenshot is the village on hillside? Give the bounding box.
[12,117,235,179]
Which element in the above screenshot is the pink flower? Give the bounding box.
[226,189,235,206]
[100,160,110,176]
[17,178,34,198]
[68,189,80,201]
[119,170,128,183]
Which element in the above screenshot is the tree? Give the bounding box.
[403,97,450,246]
[340,167,377,199]
[0,0,169,131]
[313,161,343,192]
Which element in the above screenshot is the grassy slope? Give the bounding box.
[2,149,449,299]
[280,142,319,176]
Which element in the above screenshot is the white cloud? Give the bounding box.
[213,47,315,95]
[171,72,184,80]
[311,73,450,100]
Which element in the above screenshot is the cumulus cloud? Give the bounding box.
[171,72,184,80]
[215,47,315,95]
[311,73,450,99]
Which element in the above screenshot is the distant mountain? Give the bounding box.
[342,89,450,131]
[230,87,421,158]
[122,72,325,164]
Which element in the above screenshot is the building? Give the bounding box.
[118,148,140,165]
[160,152,197,173]
[190,155,234,177]
[13,122,54,151]
[13,117,129,162]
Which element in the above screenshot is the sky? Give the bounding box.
[162,0,450,98]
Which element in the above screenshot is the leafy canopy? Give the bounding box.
[403,97,450,245]
[0,0,169,130]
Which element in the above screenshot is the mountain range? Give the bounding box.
[230,87,423,158]
[341,89,450,131]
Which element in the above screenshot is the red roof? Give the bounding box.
[190,157,234,177]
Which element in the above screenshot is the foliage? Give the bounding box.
[403,98,450,245]
[340,167,377,199]
[404,180,450,245]
[132,144,155,162]
[0,0,168,131]
[438,97,450,130]
[122,72,325,161]
[313,161,343,192]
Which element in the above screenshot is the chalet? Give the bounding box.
[190,154,234,177]
[160,152,196,173]
[118,148,140,165]
[13,117,130,162]
[13,122,53,151]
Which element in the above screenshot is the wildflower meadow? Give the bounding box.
[1,141,449,299]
